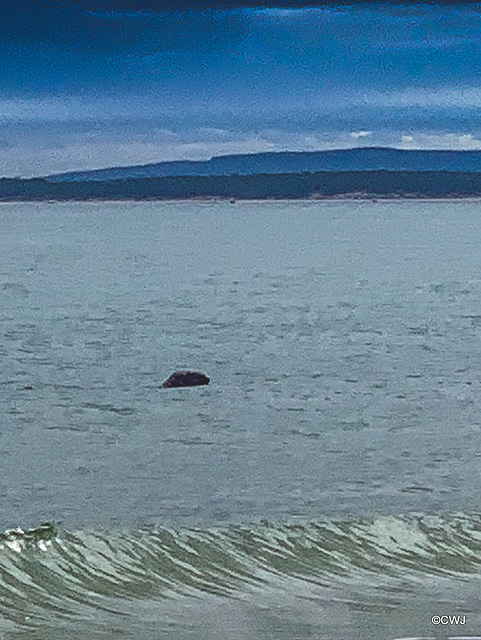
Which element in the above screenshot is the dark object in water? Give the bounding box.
[162,371,210,388]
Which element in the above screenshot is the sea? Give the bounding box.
[0,199,481,639]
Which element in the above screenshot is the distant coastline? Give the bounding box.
[2,169,481,201]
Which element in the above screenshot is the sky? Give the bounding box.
[1,1,481,176]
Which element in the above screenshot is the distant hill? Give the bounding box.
[45,147,481,182]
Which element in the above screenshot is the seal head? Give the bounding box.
[162,371,210,388]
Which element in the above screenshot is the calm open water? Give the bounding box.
[0,199,481,639]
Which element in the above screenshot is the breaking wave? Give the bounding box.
[0,513,480,624]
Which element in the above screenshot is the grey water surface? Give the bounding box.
[0,200,481,639]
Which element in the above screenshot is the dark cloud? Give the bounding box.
[3,1,480,99]
[1,0,477,17]
[75,0,476,6]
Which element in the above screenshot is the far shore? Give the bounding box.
[2,194,481,204]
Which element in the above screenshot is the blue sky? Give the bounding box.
[1,1,481,176]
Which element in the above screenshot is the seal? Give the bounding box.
[161,371,210,388]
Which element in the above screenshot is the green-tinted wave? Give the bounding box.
[0,513,481,630]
